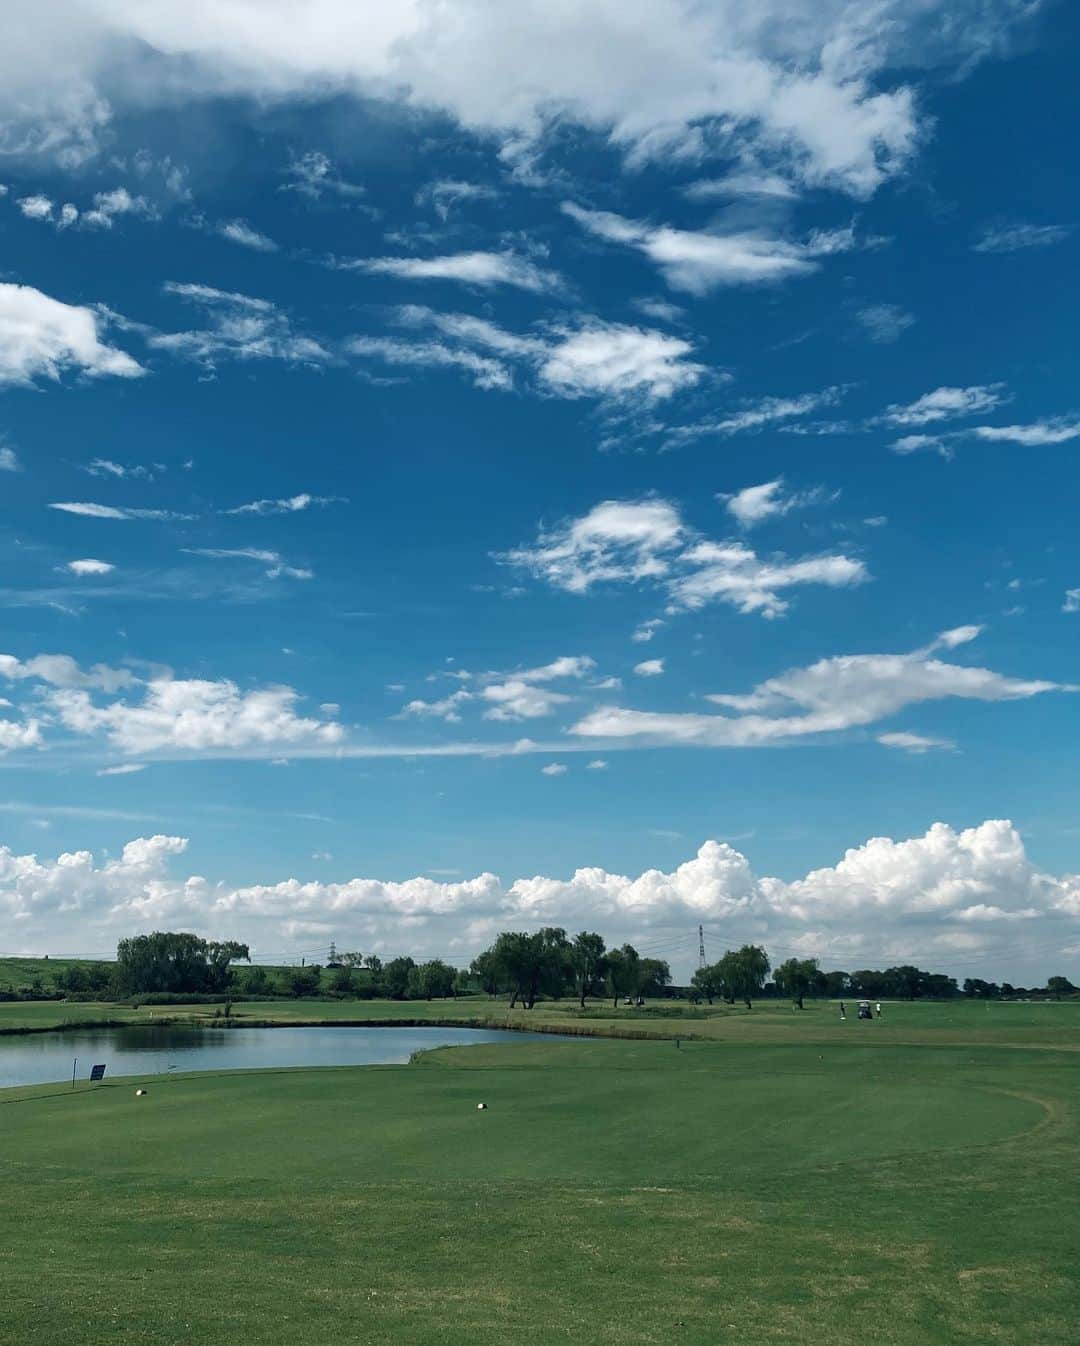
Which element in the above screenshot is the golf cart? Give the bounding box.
[857,1000,873,1020]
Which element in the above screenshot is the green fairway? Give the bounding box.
[2,1032,1078,1345]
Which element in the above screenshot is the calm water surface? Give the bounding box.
[0,1025,562,1089]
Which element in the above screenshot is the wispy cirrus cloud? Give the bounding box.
[562,202,857,293]
[571,626,1071,747]
[339,250,562,294]
[181,548,313,580]
[150,283,333,370]
[973,222,1071,253]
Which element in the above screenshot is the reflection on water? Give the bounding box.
[0,1024,558,1089]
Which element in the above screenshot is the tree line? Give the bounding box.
[4,930,1076,1005]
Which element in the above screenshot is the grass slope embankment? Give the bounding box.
[1,1033,1077,1346]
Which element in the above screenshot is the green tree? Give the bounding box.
[330,964,356,995]
[486,929,571,1009]
[1046,975,1076,998]
[382,956,416,1000]
[470,949,502,997]
[719,945,770,1009]
[116,933,249,995]
[407,959,457,1000]
[283,965,321,997]
[605,944,641,1008]
[570,931,607,1008]
[242,966,272,996]
[638,958,672,999]
[773,957,820,1010]
[691,962,723,1004]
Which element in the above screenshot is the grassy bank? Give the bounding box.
[2,1030,1078,1345]
[4,992,1080,1049]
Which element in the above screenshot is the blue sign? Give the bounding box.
[89,1064,107,1082]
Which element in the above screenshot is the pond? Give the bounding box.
[0,1025,561,1090]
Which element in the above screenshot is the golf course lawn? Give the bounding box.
[2,1031,1077,1345]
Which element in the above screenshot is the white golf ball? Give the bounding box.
[135,1089,146,1097]
[477,1102,487,1110]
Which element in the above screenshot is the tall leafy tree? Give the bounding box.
[605,944,641,1008]
[570,931,607,1008]
[773,957,821,1010]
[719,944,770,1009]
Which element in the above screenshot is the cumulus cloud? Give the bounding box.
[0,283,144,387]
[81,186,155,229]
[350,306,704,403]
[0,3,1035,196]
[540,762,567,776]
[6,818,1076,977]
[0,444,20,472]
[571,626,1068,747]
[973,223,1071,253]
[49,677,343,755]
[0,652,135,692]
[343,251,562,293]
[64,558,115,576]
[633,659,665,677]
[502,497,866,618]
[562,202,856,293]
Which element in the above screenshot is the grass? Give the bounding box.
[2,1006,1079,1343]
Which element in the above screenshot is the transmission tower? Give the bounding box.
[327,939,338,966]
[698,924,706,970]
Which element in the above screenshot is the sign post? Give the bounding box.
[71,1058,77,1091]
[89,1064,107,1084]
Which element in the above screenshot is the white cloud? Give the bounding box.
[668,387,845,445]
[973,223,1071,253]
[49,502,188,520]
[481,682,572,721]
[152,283,332,369]
[0,445,19,472]
[4,817,1079,975]
[0,651,135,692]
[182,548,313,580]
[633,659,665,677]
[1063,590,1080,615]
[891,433,949,457]
[854,303,916,343]
[0,3,1032,196]
[82,458,158,480]
[503,497,865,618]
[353,307,704,404]
[218,219,278,251]
[877,731,955,753]
[224,493,338,516]
[571,627,1068,747]
[96,762,147,776]
[17,194,53,220]
[540,762,567,776]
[0,718,43,753]
[49,677,343,755]
[0,283,144,388]
[346,251,561,293]
[403,654,595,725]
[684,173,799,201]
[882,384,1008,426]
[81,186,155,229]
[562,202,855,293]
[586,759,608,770]
[64,559,115,576]
[283,151,365,200]
[416,179,498,220]
[632,619,665,643]
[399,689,473,723]
[971,418,1080,447]
[722,478,832,528]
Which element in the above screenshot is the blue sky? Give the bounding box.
[0,1,1078,980]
